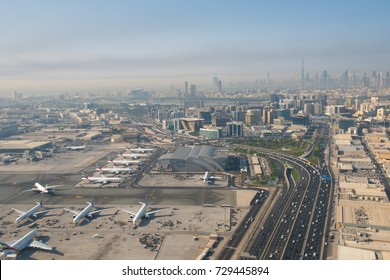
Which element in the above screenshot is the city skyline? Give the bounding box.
[1,0,390,96]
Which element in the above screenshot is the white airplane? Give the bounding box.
[24,182,64,194]
[13,198,49,224]
[66,144,87,151]
[127,147,154,153]
[95,164,133,174]
[200,171,223,183]
[0,229,52,258]
[64,200,103,224]
[81,172,122,184]
[107,157,141,166]
[120,201,165,226]
[119,152,148,159]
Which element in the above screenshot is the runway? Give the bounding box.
[0,173,236,206]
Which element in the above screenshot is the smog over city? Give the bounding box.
[1,1,390,279]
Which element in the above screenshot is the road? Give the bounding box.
[229,130,332,260]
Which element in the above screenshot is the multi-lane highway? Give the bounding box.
[225,129,333,260]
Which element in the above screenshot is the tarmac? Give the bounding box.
[0,204,248,260]
[0,143,257,259]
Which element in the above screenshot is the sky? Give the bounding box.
[0,0,389,96]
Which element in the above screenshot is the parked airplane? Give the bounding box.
[119,152,148,159]
[0,230,52,258]
[24,182,64,194]
[2,156,17,163]
[65,144,87,151]
[127,147,155,153]
[95,164,133,174]
[64,200,103,224]
[81,172,122,184]
[200,171,224,183]
[13,198,49,224]
[120,201,166,226]
[107,157,141,166]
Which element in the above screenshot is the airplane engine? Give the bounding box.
[145,214,149,219]
[103,181,107,184]
[73,215,77,218]
[32,214,38,219]
[87,214,93,218]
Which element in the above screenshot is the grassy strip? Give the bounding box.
[292,168,300,182]
[233,138,309,157]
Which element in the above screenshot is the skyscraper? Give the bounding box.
[184,81,188,96]
[190,84,196,96]
[217,80,222,92]
[212,77,218,89]
[301,57,305,88]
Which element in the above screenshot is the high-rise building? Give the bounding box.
[362,73,370,87]
[213,77,218,89]
[345,96,354,109]
[313,103,323,115]
[226,122,244,137]
[190,84,196,96]
[198,111,212,124]
[301,57,305,88]
[184,81,188,96]
[303,103,314,115]
[217,80,222,92]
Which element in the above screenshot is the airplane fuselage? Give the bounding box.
[110,159,140,165]
[96,167,132,173]
[10,230,38,251]
[73,203,94,223]
[83,176,121,183]
[133,203,148,224]
[15,203,42,224]
[34,183,50,193]
[129,148,154,153]
[121,153,148,158]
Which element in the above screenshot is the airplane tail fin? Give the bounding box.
[91,192,95,206]
[0,241,18,252]
[142,194,149,205]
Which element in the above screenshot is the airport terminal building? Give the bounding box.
[158,145,241,172]
[0,140,52,155]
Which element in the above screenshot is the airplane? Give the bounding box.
[118,152,148,159]
[13,198,49,224]
[200,171,224,183]
[2,156,17,163]
[24,182,64,194]
[81,172,122,184]
[120,200,166,226]
[0,229,52,258]
[64,200,103,224]
[127,147,155,153]
[95,164,133,174]
[107,157,141,166]
[65,144,87,151]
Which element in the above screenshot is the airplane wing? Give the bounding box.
[12,208,26,215]
[46,185,64,190]
[89,210,104,216]
[120,209,136,216]
[34,210,50,216]
[29,240,52,251]
[145,209,166,216]
[21,189,39,193]
[64,208,79,215]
